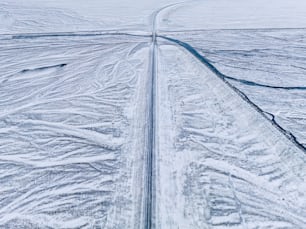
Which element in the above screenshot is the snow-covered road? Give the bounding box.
[0,0,306,228]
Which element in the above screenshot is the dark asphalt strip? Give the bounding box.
[144,33,157,229]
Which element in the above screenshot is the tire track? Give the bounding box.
[144,3,187,228]
[143,25,156,229]
[0,31,151,40]
[159,35,306,152]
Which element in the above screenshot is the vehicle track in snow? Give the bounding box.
[0,31,151,228]
[144,3,186,228]
[159,35,306,153]
[156,38,306,229]
[143,17,156,229]
[1,1,306,228]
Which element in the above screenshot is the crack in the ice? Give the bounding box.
[225,75,306,90]
[4,32,151,40]
[20,63,67,73]
[159,35,306,152]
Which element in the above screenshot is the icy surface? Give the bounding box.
[0,0,177,33]
[0,34,150,228]
[0,0,306,228]
[164,29,306,148]
[0,2,100,34]
[156,44,306,228]
[158,0,306,31]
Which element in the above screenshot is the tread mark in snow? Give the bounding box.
[145,3,186,228]
[159,35,306,152]
[20,63,67,73]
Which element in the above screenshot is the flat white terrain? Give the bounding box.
[0,0,306,228]
[0,34,151,228]
[156,43,306,228]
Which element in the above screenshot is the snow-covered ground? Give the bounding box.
[156,42,306,228]
[0,34,152,227]
[157,0,306,30]
[161,29,306,149]
[0,0,178,33]
[0,0,306,228]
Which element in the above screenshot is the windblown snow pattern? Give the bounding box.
[0,0,306,228]
[0,34,150,228]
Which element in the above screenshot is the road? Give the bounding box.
[0,1,306,228]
